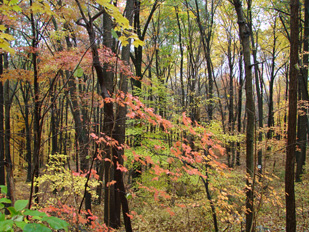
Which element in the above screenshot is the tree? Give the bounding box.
[296,0,308,182]
[285,0,298,230]
[0,54,4,187]
[232,0,255,231]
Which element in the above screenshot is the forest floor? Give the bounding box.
[12,150,309,232]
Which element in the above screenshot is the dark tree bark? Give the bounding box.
[74,0,133,228]
[296,0,309,182]
[236,51,243,166]
[23,85,32,182]
[285,0,299,230]
[0,55,5,187]
[50,83,59,156]
[28,0,42,206]
[233,0,255,231]
[111,2,134,231]
[226,33,236,168]
[3,52,16,204]
[101,9,118,228]
[4,79,14,204]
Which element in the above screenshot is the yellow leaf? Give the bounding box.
[96,0,110,5]
[0,25,7,31]
[0,33,15,41]
[30,2,43,14]
[96,0,130,29]
[132,39,144,47]
[118,36,129,46]
[0,41,14,54]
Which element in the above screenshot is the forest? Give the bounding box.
[0,0,308,231]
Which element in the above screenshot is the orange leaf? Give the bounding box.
[166,207,175,216]
[107,180,117,187]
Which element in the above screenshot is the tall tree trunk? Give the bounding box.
[101,10,118,228]
[176,9,185,110]
[267,25,277,141]
[0,55,5,186]
[4,57,14,204]
[296,0,308,182]
[285,0,299,230]
[227,36,235,167]
[233,1,255,231]
[31,4,41,205]
[51,83,59,156]
[251,30,263,174]
[112,2,134,231]
[24,87,32,182]
[236,51,243,166]
[3,49,15,205]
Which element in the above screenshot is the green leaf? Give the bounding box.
[12,215,23,222]
[111,29,119,39]
[7,207,19,217]
[23,209,47,217]
[0,186,7,195]
[0,212,4,221]
[73,66,83,78]
[14,200,28,211]
[42,216,69,231]
[23,223,52,232]
[0,198,11,204]
[0,203,4,209]
[0,220,13,231]
[14,221,26,230]
[126,193,132,200]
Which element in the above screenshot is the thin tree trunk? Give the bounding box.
[251,30,263,174]
[233,1,255,231]
[0,54,5,186]
[236,51,243,166]
[176,9,185,110]
[285,0,298,230]
[4,79,14,204]
[26,0,42,208]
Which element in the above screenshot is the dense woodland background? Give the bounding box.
[0,0,308,231]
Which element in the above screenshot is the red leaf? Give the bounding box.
[166,207,175,216]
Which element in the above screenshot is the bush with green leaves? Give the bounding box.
[0,185,69,232]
